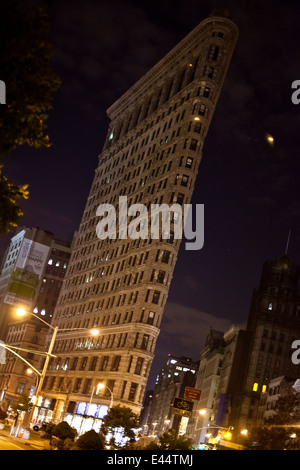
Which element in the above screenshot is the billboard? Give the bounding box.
[4,238,50,308]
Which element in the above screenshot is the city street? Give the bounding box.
[0,428,44,450]
[0,433,29,450]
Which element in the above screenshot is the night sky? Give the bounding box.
[2,0,300,389]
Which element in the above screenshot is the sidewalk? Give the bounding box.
[0,426,45,450]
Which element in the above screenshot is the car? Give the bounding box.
[31,423,43,431]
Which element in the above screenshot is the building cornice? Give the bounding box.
[106,15,238,120]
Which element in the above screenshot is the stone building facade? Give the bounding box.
[0,231,71,406]
[230,254,300,432]
[40,11,238,426]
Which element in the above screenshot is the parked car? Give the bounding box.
[31,423,43,431]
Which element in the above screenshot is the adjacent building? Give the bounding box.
[186,328,225,445]
[0,228,71,406]
[186,253,300,447]
[38,10,238,426]
[0,227,54,339]
[229,254,300,433]
[141,355,198,437]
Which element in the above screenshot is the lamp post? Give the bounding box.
[15,308,100,425]
[16,308,59,422]
[193,408,207,447]
[152,422,158,436]
[97,383,114,409]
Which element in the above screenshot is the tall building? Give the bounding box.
[33,238,72,324]
[142,355,198,437]
[211,326,250,430]
[187,328,225,445]
[186,253,300,448]
[0,227,54,340]
[0,230,71,407]
[229,254,300,432]
[40,11,238,426]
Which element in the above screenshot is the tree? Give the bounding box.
[0,166,29,234]
[0,0,61,234]
[76,429,106,450]
[0,407,7,421]
[0,0,61,158]
[51,421,77,450]
[145,429,193,450]
[251,388,300,450]
[101,405,139,448]
[41,422,56,440]
[10,393,32,414]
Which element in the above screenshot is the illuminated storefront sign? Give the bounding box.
[76,402,108,419]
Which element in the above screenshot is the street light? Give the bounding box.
[15,307,100,425]
[97,383,114,409]
[152,422,158,436]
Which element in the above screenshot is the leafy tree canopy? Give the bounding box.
[0,0,61,159]
[101,405,139,447]
[251,388,300,450]
[0,0,61,235]
[76,429,106,450]
[10,393,32,413]
[145,429,193,450]
[52,421,77,440]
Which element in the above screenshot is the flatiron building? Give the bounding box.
[40,11,238,427]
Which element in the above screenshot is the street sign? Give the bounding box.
[172,397,193,417]
[184,386,201,401]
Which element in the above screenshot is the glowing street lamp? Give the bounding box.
[97,383,114,409]
[15,307,100,425]
[152,422,158,436]
[90,328,100,336]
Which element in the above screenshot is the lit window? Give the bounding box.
[268,303,272,310]
[41,309,46,316]
[262,385,267,393]
[48,259,53,265]
[253,382,258,392]
[55,261,60,267]
[33,308,38,314]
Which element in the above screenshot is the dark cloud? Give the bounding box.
[148,302,241,387]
